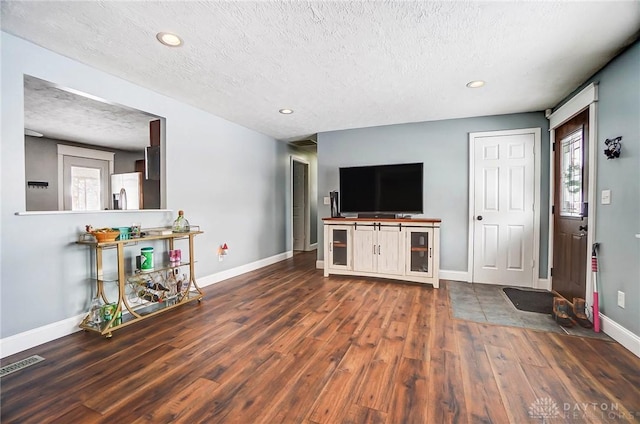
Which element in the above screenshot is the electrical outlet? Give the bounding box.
[617,291,625,308]
[601,189,611,204]
[323,196,330,205]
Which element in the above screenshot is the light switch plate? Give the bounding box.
[323,196,330,205]
[617,291,625,308]
[601,189,611,205]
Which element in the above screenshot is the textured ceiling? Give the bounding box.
[3,1,639,143]
[24,75,159,151]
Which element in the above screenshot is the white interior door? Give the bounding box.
[471,130,537,286]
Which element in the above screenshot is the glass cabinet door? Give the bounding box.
[406,229,433,277]
[329,226,351,270]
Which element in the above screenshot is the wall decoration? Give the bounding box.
[604,136,622,159]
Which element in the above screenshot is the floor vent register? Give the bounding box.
[0,355,45,378]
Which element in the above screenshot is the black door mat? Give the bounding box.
[503,287,554,314]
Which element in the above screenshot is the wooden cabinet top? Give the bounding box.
[323,217,441,224]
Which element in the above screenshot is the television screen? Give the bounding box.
[339,162,423,214]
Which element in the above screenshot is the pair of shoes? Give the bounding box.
[552,297,576,327]
[571,298,594,329]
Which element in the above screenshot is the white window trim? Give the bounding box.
[57,145,115,211]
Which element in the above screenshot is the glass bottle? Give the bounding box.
[89,296,104,327]
[172,210,190,233]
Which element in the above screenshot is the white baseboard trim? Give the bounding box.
[316,260,324,270]
[306,243,318,251]
[198,251,293,288]
[600,313,640,358]
[0,314,84,359]
[536,278,551,291]
[440,270,470,282]
[0,250,294,359]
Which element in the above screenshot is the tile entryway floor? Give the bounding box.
[446,280,612,340]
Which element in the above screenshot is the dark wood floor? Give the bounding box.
[2,251,639,423]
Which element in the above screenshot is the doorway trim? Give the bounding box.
[57,144,114,211]
[467,127,542,287]
[290,155,311,251]
[547,82,598,301]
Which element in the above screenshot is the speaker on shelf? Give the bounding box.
[330,191,341,218]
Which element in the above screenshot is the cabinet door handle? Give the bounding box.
[378,245,381,255]
[373,244,376,254]
[330,242,333,252]
[429,247,432,258]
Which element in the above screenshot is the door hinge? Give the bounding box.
[552,142,556,152]
[550,267,553,277]
[552,205,555,214]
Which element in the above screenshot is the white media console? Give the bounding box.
[323,217,441,288]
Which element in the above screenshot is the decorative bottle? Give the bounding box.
[172,210,190,233]
[89,296,104,326]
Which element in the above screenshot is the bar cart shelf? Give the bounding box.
[77,229,204,338]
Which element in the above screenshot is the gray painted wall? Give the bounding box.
[24,136,59,211]
[1,32,289,339]
[576,41,639,335]
[317,113,550,276]
[113,151,144,174]
[25,136,143,211]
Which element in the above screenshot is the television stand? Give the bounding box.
[357,213,396,219]
[323,217,440,288]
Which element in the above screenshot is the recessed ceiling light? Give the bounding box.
[466,80,485,88]
[279,109,294,115]
[156,32,183,47]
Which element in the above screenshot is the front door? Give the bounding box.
[471,129,537,286]
[552,109,589,301]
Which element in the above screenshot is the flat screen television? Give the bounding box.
[339,162,423,216]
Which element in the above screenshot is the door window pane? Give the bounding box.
[71,166,102,211]
[560,129,583,217]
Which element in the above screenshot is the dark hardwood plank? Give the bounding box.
[307,341,377,423]
[49,404,102,424]
[485,344,539,423]
[504,327,549,367]
[427,350,468,423]
[343,404,387,424]
[356,336,404,411]
[532,331,639,422]
[130,377,220,423]
[259,331,353,423]
[386,357,428,424]
[1,251,638,424]
[454,321,510,424]
[519,363,608,424]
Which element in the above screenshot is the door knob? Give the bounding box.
[477,216,483,221]
[579,225,588,231]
